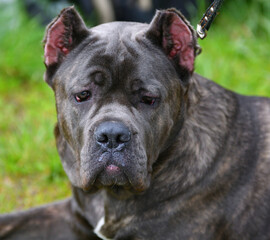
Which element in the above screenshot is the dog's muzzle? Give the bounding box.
[93,121,132,187]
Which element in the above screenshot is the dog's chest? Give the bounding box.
[94,217,112,240]
[94,214,135,240]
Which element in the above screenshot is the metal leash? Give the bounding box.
[197,0,225,39]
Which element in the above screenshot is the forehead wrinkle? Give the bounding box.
[120,37,140,59]
[102,26,140,60]
[103,31,139,88]
[101,27,122,56]
[81,24,152,91]
[90,22,147,66]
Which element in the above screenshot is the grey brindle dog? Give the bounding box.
[0,7,270,240]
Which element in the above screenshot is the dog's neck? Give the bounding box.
[151,74,237,198]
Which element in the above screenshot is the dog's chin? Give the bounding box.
[79,148,150,195]
[80,164,150,196]
[96,164,130,187]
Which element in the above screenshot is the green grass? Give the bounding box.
[0,0,269,213]
[0,1,70,213]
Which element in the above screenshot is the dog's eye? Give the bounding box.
[75,91,91,102]
[140,96,157,106]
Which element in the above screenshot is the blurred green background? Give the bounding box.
[0,0,269,213]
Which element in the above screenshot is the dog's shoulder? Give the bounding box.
[192,73,270,175]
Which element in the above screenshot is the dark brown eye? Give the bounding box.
[140,96,157,106]
[75,91,91,102]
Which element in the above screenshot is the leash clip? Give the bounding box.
[197,0,224,39]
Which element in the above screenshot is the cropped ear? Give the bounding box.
[146,9,201,82]
[43,6,89,87]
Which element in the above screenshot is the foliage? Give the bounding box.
[194,0,270,96]
[0,0,70,213]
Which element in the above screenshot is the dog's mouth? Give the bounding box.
[80,149,150,194]
[96,163,130,187]
[96,151,130,188]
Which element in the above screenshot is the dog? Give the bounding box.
[0,6,270,240]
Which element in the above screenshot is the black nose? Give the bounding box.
[95,121,131,149]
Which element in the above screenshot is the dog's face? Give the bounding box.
[43,7,199,195]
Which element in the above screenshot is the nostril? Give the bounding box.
[96,134,108,144]
[117,132,131,143]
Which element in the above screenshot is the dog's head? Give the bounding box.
[43,7,200,195]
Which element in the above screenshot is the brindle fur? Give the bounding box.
[0,7,270,240]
